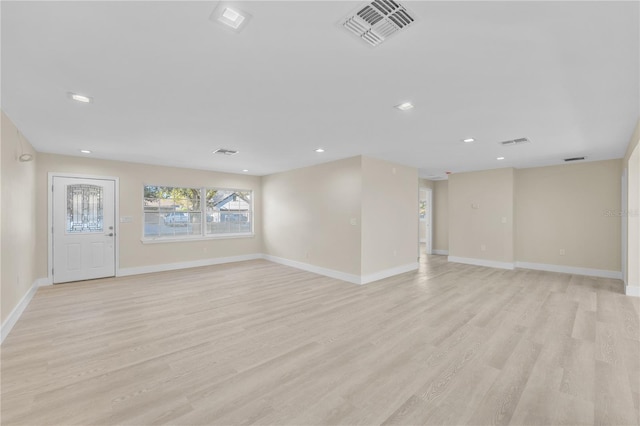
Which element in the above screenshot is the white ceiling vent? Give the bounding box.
[213,148,239,156]
[342,0,416,47]
[499,137,530,146]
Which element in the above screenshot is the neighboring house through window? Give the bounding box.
[143,185,253,241]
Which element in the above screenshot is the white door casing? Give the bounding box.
[52,176,116,283]
[425,188,432,255]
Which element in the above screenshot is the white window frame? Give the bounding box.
[141,185,254,243]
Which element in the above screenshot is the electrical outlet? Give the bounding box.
[559,249,566,256]
[481,244,487,251]
[350,218,357,226]
[501,217,507,224]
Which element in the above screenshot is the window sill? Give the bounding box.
[141,233,255,244]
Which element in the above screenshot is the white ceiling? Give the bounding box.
[2,1,638,178]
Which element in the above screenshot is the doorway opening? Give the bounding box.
[419,188,432,255]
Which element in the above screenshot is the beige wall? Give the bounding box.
[624,119,640,165]
[1,112,38,325]
[433,180,449,252]
[449,168,515,263]
[418,178,434,190]
[361,157,418,275]
[262,156,419,278]
[448,161,622,272]
[262,156,362,275]
[1,116,2,323]
[1,115,2,323]
[515,160,622,271]
[516,160,621,271]
[36,154,263,277]
[624,118,640,291]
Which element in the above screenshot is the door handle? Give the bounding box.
[106,233,114,237]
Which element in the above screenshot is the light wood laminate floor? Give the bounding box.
[2,254,639,425]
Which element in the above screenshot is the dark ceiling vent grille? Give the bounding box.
[358,5,384,25]
[499,137,530,146]
[342,0,416,47]
[564,156,586,162]
[213,148,239,156]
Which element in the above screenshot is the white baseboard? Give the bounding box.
[361,263,419,284]
[515,261,622,280]
[432,249,449,256]
[1,280,39,344]
[36,277,53,287]
[626,285,640,297]
[448,256,515,270]
[118,254,263,277]
[445,257,622,280]
[2,255,633,345]
[263,255,418,285]
[262,254,362,284]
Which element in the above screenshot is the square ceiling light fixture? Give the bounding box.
[67,92,93,103]
[395,102,414,111]
[210,3,251,32]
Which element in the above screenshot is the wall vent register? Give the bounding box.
[213,148,239,156]
[499,137,530,146]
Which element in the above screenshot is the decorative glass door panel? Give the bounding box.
[66,184,104,233]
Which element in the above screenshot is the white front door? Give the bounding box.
[53,176,116,283]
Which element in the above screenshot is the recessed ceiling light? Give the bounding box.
[214,6,248,30]
[68,92,93,103]
[395,102,414,111]
[242,169,249,172]
[222,8,243,24]
[497,156,505,160]
[463,138,475,143]
[315,148,325,153]
[80,149,92,154]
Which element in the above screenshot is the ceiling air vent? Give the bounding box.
[564,156,586,162]
[213,148,239,156]
[499,137,530,146]
[342,0,416,47]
